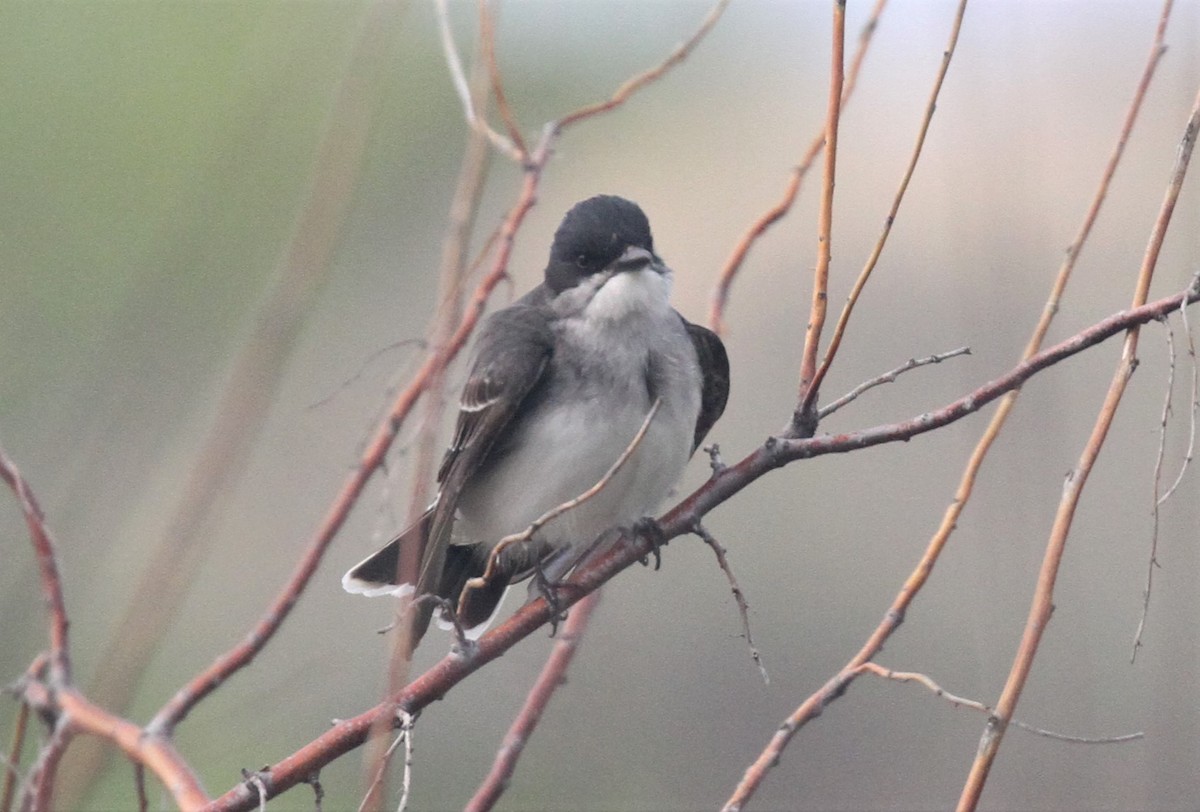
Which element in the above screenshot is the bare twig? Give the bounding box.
[694,524,768,685]
[203,282,1200,812]
[477,0,527,160]
[0,448,70,685]
[434,0,522,161]
[708,0,888,335]
[818,346,971,420]
[799,0,970,420]
[357,712,413,812]
[0,703,29,812]
[131,762,148,812]
[555,0,730,130]
[18,719,72,812]
[464,593,601,812]
[147,105,554,744]
[793,0,847,435]
[725,5,1175,806]
[1134,316,1175,661]
[1159,274,1199,502]
[859,663,1143,744]
[957,81,1200,812]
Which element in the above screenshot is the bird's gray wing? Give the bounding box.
[682,318,730,451]
[413,304,555,632]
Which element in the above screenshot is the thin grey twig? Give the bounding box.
[1159,273,1200,501]
[819,346,972,419]
[861,663,1143,745]
[695,524,768,685]
[1134,317,1175,661]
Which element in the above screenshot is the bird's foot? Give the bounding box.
[632,516,667,570]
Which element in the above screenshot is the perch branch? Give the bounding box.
[203,282,1199,812]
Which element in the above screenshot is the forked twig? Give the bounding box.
[724,3,1177,807]
[859,663,1143,744]
[819,346,971,420]
[957,81,1200,812]
[357,712,414,812]
[794,0,847,434]
[435,0,522,161]
[798,0,970,422]
[694,524,768,685]
[709,0,889,335]
[555,0,731,130]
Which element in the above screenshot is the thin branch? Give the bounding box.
[799,0,970,419]
[793,0,847,435]
[0,449,70,685]
[464,593,601,812]
[957,81,1200,812]
[1134,316,1175,661]
[859,663,1143,745]
[694,524,768,685]
[17,681,209,812]
[477,0,527,160]
[708,0,888,335]
[18,719,72,812]
[818,346,971,420]
[555,0,730,130]
[146,121,554,742]
[434,0,522,161]
[202,283,1200,812]
[1137,282,1200,652]
[357,713,412,812]
[0,702,30,812]
[1160,279,1199,501]
[725,5,1176,805]
[132,762,148,812]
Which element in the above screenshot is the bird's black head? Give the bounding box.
[545,195,656,293]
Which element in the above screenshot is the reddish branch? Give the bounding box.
[463,593,601,812]
[800,0,970,418]
[956,80,1200,812]
[146,142,547,737]
[724,3,1175,807]
[203,284,1199,812]
[794,0,847,434]
[708,0,888,335]
[0,451,70,686]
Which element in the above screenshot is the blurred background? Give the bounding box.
[2,1,1199,810]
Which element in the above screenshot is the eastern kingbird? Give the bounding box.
[343,195,729,642]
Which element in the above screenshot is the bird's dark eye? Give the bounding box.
[574,253,591,269]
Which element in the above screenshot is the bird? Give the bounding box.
[342,194,729,643]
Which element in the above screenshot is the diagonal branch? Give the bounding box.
[956,79,1200,812]
[708,0,888,335]
[463,593,601,812]
[724,3,1176,805]
[202,283,1199,812]
[0,449,70,685]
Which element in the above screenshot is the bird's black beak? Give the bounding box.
[611,245,663,275]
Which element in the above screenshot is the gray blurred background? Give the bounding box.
[2,1,1199,810]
